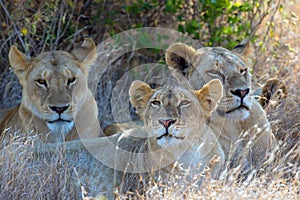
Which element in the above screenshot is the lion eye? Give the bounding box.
[240,69,247,75]
[67,77,76,86]
[207,70,219,77]
[207,70,225,82]
[179,100,191,108]
[35,79,47,87]
[150,100,161,108]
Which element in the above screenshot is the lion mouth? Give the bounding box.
[157,131,185,140]
[226,104,249,114]
[47,118,72,123]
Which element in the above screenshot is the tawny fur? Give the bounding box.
[15,79,224,198]
[0,38,101,144]
[165,41,275,168]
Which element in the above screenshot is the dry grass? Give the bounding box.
[0,131,299,199]
[0,0,299,199]
[0,135,91,199]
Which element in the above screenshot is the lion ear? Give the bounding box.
[195,79,223,117]
[129,80,154,118]
[231,39,255,66]
[71,38,97,74]
[165,43,196,76]
[9,46,31,85]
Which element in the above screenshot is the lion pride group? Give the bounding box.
[0,38,285,198]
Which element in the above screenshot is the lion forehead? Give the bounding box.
[199,47,247,71]
[29,54,81,79]
[32,52,78,69]
[195,48,251,87]
[151,86,192,103]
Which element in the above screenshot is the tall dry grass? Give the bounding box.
[0,126,299,199]
[0,0,299,199]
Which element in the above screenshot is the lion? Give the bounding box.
[127,78,225,177]
[165,41,276,168]
[3,79,224,198]
[0,38,101,144]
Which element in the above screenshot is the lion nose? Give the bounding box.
[158,119,176,129]
[49,105,70,114]
[231,88,250,99]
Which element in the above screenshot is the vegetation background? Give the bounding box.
[0,0,299,199]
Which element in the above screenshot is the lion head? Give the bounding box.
[129,78,223,148]
[166,41,255,121]
[3,38,100,142]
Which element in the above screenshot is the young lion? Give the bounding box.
[4,79,224,198]
[128,78,225,177]
[165,41,275,168]
[0,38,101,144]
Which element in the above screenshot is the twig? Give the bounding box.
[0,0,27,52]
[0,32,16,52]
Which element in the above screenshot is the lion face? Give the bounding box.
[23,52,88,134]
[9,39,97,137]
[129,79,223,148]
[144,85,202,147]
[166,42,254,121]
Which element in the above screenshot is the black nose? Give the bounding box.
[231,88,250,99]
[158,119,176,129]
[49,105,70,114]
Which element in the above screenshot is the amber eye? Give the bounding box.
[207,70,220,77]
[179,100,191,108]
[240,69,247,75]
[150,100,161,108]
[207,70,225,82]
[67,77,76,86]
[35,79,47,87]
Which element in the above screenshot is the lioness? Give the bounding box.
[4,79,224,198]
[128,78,225,177]
[165,41,275,167]
[0,38,101,144]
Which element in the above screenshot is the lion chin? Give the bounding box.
[46,121,74,142]
[156,129,185,147]
[217,97,253,122]
[217,107,250,122]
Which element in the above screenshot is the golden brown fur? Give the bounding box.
[106,42,276,168]
[165,41,275,167]
[0,38,101,144]
[15,79,224,198]
[128,79,225,178]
